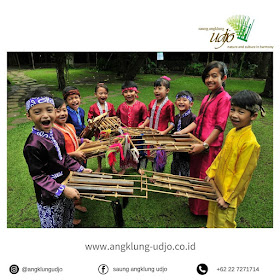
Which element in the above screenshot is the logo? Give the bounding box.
[197,263,208,275]
[9,264,19,274]
[227,15,255,42]
[199,15,255,49]
[98,264,109,275]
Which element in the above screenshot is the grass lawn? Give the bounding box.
[7,68,272,228]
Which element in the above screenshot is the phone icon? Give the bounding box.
[197,263,208,275]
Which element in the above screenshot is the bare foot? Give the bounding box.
[138,169,145,175]
[75,205,87,213]
[94,167,102,173]
[118,169,126,175]
[73,219,81,226]
[111,166,118,174]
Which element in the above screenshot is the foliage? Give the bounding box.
[184,63,205,76]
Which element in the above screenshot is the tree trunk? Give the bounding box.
[262,53,273,98]
[55,53,66,90]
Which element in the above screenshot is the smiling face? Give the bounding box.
[154,85,169,103]
[27,103,56,133]
[122,89,137,104]
[95,87,108,104]
[175,97,193,114]
[55,103,68,126]
[204,67,227,92]
[66,94,81,111]
[229,105,257,130]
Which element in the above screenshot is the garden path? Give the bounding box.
[7,70,48,130]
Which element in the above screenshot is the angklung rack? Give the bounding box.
[62,170,221,203]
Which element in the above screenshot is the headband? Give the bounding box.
[63,89,80,100]
[160,76,171,81]
[26,96,55,112]
[176,94,193,102]
[121,87,139,93]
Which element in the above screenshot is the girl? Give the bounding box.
[205,90,265,227]
[175,61,231,215]
[139,76,175,134]
[88,83,116,172]
[116,81,148,175]
[139,76,175,172]
[53,97,92,225]
[88,83,116,120]
[63,86,86,137]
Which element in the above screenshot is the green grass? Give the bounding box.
[7,68,272,228]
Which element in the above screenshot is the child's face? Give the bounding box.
[204,67,227,92]
[66,94,81,111]
[154,85,169,102]
[27,103,56,133]
[175,97,193,113]
[95,87,108,104]
[123,89,137,104]
[55,103,68,126]
[229,105,258,130]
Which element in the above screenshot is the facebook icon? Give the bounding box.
[98,264,109,275]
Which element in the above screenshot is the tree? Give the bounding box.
[55,53,66,90]
[116,53,148,80]
[262,53,273,98]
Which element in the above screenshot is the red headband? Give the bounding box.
[122,87,139,98]
[63,89,80,100]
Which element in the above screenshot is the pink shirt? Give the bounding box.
[193,87,231,147]
[117,101,148,127]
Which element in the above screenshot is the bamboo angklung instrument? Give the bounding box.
[62,170,221,203]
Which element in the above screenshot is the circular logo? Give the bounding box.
[98,264,109,275]
[9,265,19,274]
[197,263,208,275]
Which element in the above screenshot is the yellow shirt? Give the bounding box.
[206,125,260,208]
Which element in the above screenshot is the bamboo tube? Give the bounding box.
[72,172,113,179]
[69,177,134,186]
[152,181,217,199]
[72,185,134,195]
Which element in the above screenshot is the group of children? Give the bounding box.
[23,60,265,228]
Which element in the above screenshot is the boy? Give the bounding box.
[205,90,265,228]
[23,88,92,228]
[171,91,196,176]
[63,86,86,136]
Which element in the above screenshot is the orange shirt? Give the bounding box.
[53,123,79,153]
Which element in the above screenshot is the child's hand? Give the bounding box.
[74,151,87,161]
[63,186,80,200]
[138,124,145,129]
[188,144,204,155]
[159,130,166,135]
[82,168,93,174]
[216,197,229,210]
[204,176,211,182]
[173,131,182,135]
[83,138,92,143]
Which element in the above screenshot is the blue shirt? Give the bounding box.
[66,106,86,136]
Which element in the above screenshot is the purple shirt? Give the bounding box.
[23,127,83,205]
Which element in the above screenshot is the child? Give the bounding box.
[171,91,196,176]
[23,88,92,228]
[88,83,116,173]
[139,76,175,172]
[53,97,92,225]
[205,90,265,228]
[116,81,148,175]
[88,82,116,120]
[175,61,231,215]
[63,86,86,136]
[139,76,175,134]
